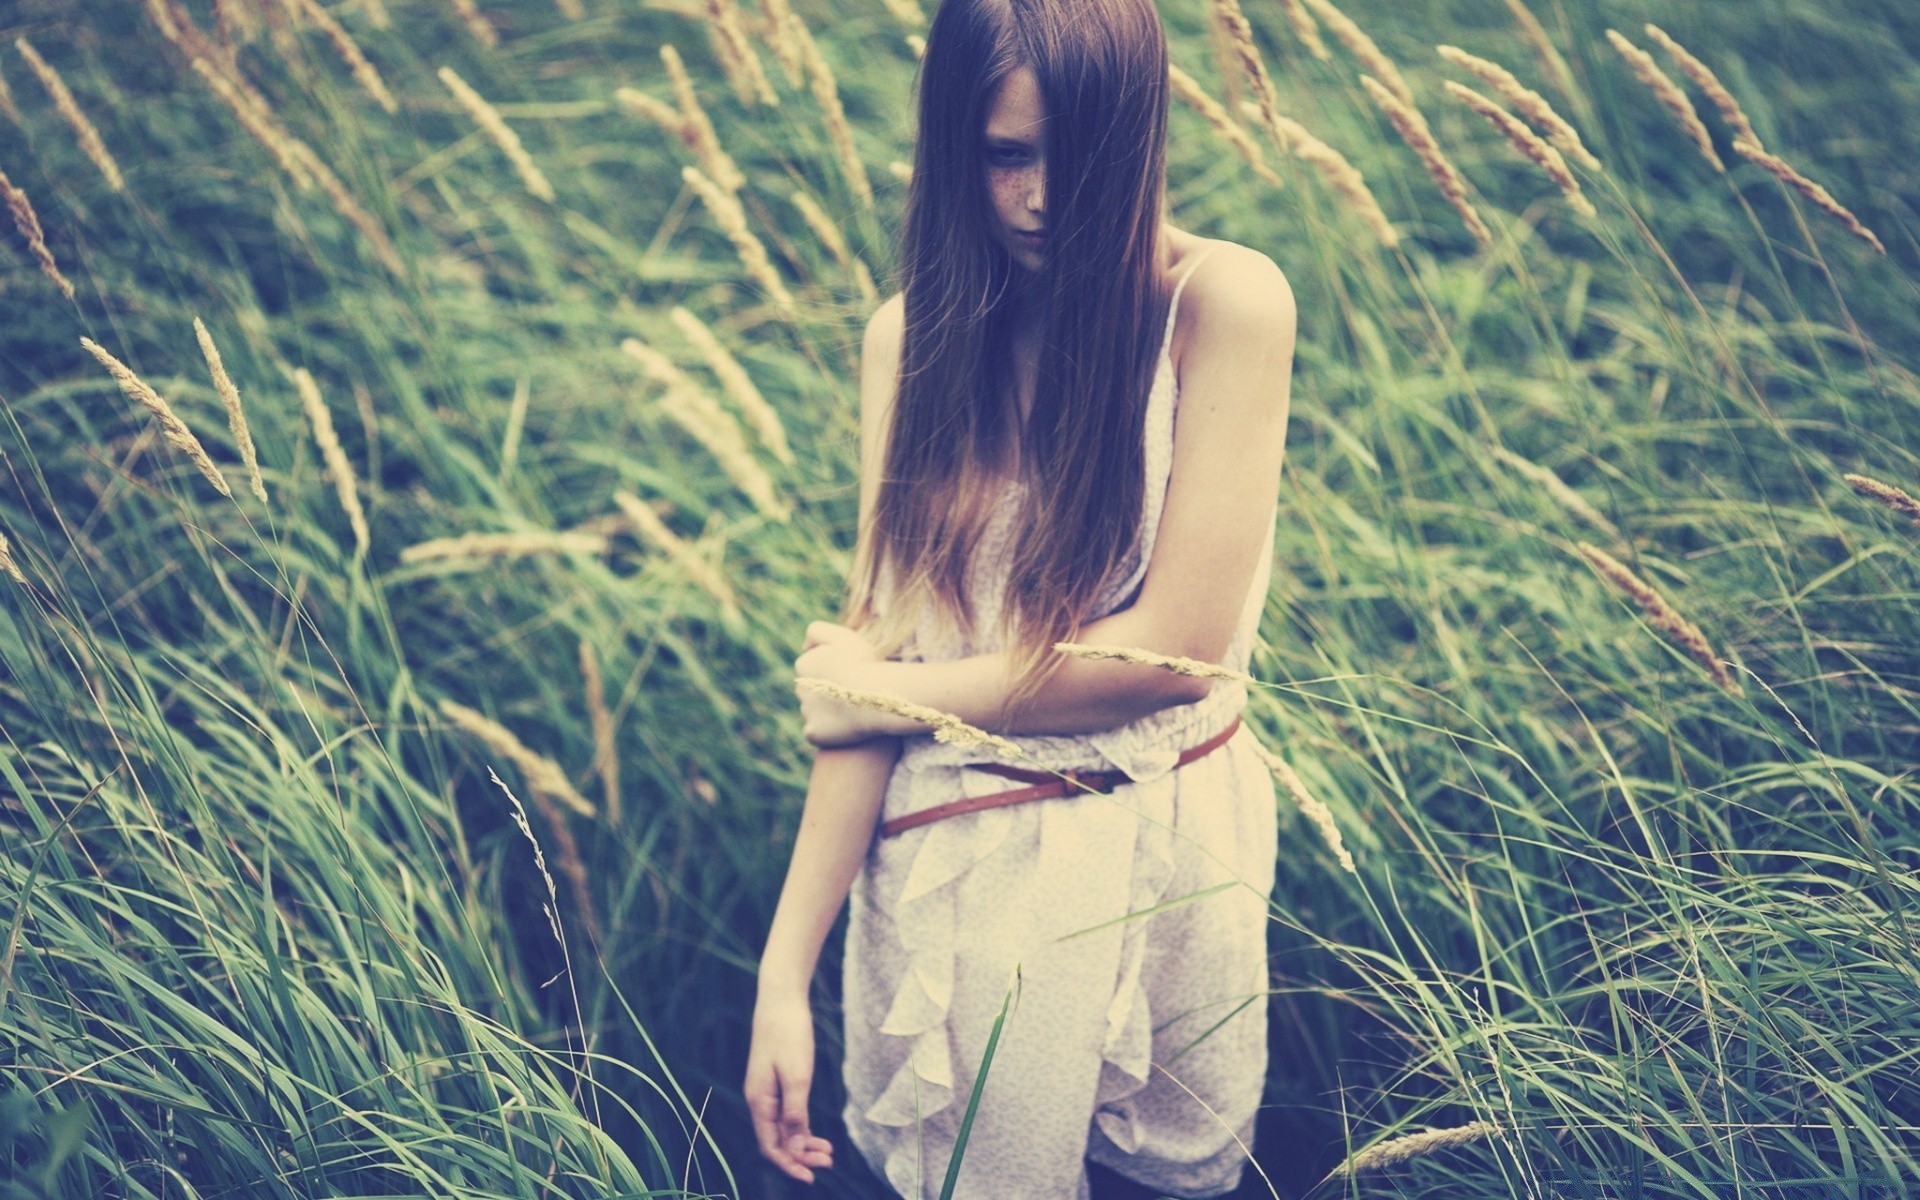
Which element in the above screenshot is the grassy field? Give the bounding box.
[1,0,1916,1196]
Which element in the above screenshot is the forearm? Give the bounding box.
[756,737,902,1000]
[863,605,1210,737]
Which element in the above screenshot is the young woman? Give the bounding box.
[744,0,1295,1194]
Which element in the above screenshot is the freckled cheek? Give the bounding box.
[987,173,1025,224]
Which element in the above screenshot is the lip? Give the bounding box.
[1015,229,1047,245]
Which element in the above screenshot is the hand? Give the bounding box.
[796,621,917,747]
[744,991,834,1183]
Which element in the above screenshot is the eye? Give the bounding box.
[986,145,1031,167]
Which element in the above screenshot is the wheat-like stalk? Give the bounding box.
[1731,136,1885,256]
[670,306,793,464]
[400,529,611,563]
[296,0,397,113]
[289,365,370,555]
[1246,737,1355,874]
[1605,29,1722,172]
[793,18,873,208]
[1329,1122,1502,1176]
[1,165,75,300]
[1444,80,1595,217]
[796,677,1021,757]
[578,639,620,823]
[758,0,804,85]
[1053,641,1258,686]
[447,0,500,47]
[438,67,556,202]
[1275,0,1328,60]
[788,188,877,299]
[189,58,316,190]
[0,60,19,124]
[1270,112,1398,246]
[661,45,747,194]
[1641,24,1757,146]
[621,336,789,519]
[442,700,596,819]
[612,490,743,623]
[1502,0,1573,98]
[1489,443,1615,537]
[0,528,26,585]
[1437,44,1599,171]
[704,0,778,107]
[1303,0,1419,126]
[681,165,798,319]
[1209,0,1290,159]
[80,337,233,497]
[14,37,125,192]
[193,318,267,504]
[887,160,912,184]
[1845,473,1920,527]
[491,763,598,953]
[1359,75,1491,247]
[614,86,691,143]
[1577,543,1739,696]
[1169,65,1284,189]
[290,138,408,276]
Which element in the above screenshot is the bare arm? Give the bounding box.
[814,247,1297,738]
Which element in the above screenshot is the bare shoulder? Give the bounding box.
[1172,241,1296,405]
[864,291,906,360]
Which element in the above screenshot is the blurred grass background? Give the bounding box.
[0,0,1916,1196]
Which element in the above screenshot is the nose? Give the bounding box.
[1024,168,1044,217]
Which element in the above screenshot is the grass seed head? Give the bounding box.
[288,365,370,554]
[615,86,691,143]
[795,676,1022,758]
[1,164,75,299]
[1731,136,1885,256]
[1578,543,1740,696]
[0,527,26,585]
[622,336,789,519]
[793,17,873,208]
[703,0,779,107]
[1169,65,1284,189]
[1276,0,1328,60]
[1444,80,1596,216]
[1606,29,1723,172]
[1247,736,1355,874]
[1305,0,1420,125]
[400,530,612,563]
[1333,1122,1502,1176]
[446,0,500,47]
[670,306,793,464]
[1501,0,1574,97]
[438,66,556,202]
[297,0,397,113]
[15,37,126,192]
[680,165,798,318]
[1844,473,1920,527]
[1270,112,1398,245]
[612,489,743,622]
[443,700,596,819]
[1360,74,1491,246]
[1209,0,1290,159]
[80,337,232,497]
[193,318,268,504]
[578,639,620,823]
[1642,24,1758,146]
[1053,640,1259,686]
[788,188,878,299]
[1437,44,1600,171]
[758,0,805,84]
[189,58,317,191]
[662,45,747,193]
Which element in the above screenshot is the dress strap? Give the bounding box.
[1159,244,1222,362]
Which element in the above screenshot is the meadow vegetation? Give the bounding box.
[0,0,1916,1196]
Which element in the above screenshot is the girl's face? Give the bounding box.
[983,65,1048,271]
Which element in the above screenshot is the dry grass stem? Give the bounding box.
[578,639,620,823]
[1169,65,1283,188]
[793,19,873,208]
[193,318,267,504]
[613,489,743,623]
[292,140,407,276]
[399,530,611,563]
[1642,24,1758,146]
[1276,0,1328,60]
[622,336,789,519]
[443,700,596,820]
[1,165,75,299]
[1845,473,1920,527]
[1437,44,1600,170]
[1578,543,1739,695]
[789,188,877,299]
[670,306,793,463]
[1247,737,1355,874]
[0,62,18,124]
[681,165,797,318]
[0,529,26,585]
[796,677,1021,758]
[289,366,371,554]
[1303,0,1419,124]
[438,66,556,202]
[704,0,778,107]
[447,0,500,47]
[758,0,804,85]
[15,37,126,192]
[1209,0,1291,159]
[1332,1122,1502,1176]
[493,764,599,956]
[1444,81,1596,216]
[1731,136,1885,255]
[1606,29,1722,172]
[662,45,747,193]
[1359,75,1490,246]
[296,0,397,113]
[887,160,911,183]
[1271,112,1397,245]
[614,86,691,141]
[1054,641,1258,686]
[1489,444,1615,537]
[1502,0,1573,98]
[80,337,232,497]
[189,58,317,190]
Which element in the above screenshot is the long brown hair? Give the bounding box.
[847,0,1174,725]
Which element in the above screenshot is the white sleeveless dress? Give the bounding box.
[841,246,1279,1200]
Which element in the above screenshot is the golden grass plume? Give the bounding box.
[1053,641,1258,687]
[621,335,790,519]
[297,0,397,113]
[1443,80,1596,217]
[1270,111,1398,246]
[188,57,316,190]
[1303,0,1418,123]
[681,164,798,319]
[400,529,611,564]
[1437,44,1599,170]
[1,164,75,300]
[80,337,232,497]
[193,318,268,504]
[793,17,874,208]
[1208,0,1291,159]
[788,188,877,299]
[1641,24,1757,146]
[1577,543,1739,695]
[1169,65,1284,189]
[438,66,556,202]
[447,0,500,47]
[1246,737,1355,874]
[288,365,371,555]
[796,676,1021,758]
[1845,473,1920,527]
[1731,136,1885,256]
[1502,0,1574,98]
[14,37,125,192]
[670,306,794,464]
[1605,29,1722,172]
[1359,75,1491,246]
[578,639,620,824]
[0,60,18,124]
[614,86,690,141]
[1489,443,1615,538]
[1276,0,1328,60]
[1330,1122,1502,1176]
[704,0,778,107]
[0,528,27,586]
[758,0,805,85]
[612,489,742,623]
[442,702,595,818]
[661,45,747,193]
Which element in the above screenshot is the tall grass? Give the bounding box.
[0,0,1915,1196]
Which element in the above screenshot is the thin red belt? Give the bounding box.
[877,716,1243,840]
